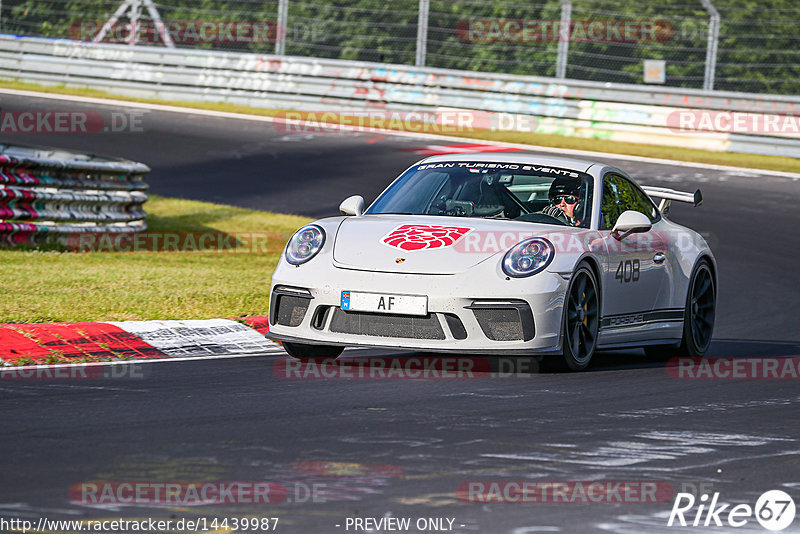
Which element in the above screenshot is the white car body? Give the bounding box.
[267,153,716,366]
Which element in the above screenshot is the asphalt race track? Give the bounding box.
[2,92,800,533]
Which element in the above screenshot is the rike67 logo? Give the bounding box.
[381,224,472,252]
[668,490,796,531]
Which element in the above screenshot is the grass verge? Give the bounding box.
[2,79,799,175]
[0,196,311,323]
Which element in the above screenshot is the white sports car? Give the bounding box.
[267,153,716,371]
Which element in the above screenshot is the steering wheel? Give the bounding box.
[516,212,571,225]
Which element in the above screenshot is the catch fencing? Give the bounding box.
[1,35,799,158]
[0,142,149,247]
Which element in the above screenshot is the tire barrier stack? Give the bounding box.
[1,35,800,158]
[0,143,149,247]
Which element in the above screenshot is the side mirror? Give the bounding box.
[612,210,652,240]
[339,195,365,217]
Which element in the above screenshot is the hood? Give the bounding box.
[332,215,570,274]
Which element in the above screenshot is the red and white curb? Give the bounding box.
[0,317,283,365]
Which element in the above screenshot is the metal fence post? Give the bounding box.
[700,0,719,91]
[276,0,289,55]
[94,0,173,47]
[556,0,572,79]
[416,0,429,67]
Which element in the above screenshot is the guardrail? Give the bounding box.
[1,35,799,158]
[0,143,149,247]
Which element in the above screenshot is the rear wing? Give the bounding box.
[641,186,703,215]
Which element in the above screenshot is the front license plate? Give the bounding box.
[341,291,428,316]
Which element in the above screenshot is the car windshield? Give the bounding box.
[366,161,594,228]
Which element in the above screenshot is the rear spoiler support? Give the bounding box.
[641,186,703,215]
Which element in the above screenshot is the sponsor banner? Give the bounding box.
[273,356,492,380]
[667,357,800,379]
[457,19,673,43]
[69,20,283,44]
[457,480,674,503]
[667,109,800,136]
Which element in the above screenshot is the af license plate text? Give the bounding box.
[341,291,428,316]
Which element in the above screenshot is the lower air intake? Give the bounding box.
[329,309,445,340]
[275,295,310,327]
[472,308,525,341]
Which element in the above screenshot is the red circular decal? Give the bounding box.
[381,224,473,251]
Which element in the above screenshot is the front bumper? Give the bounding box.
[267,258,568,355]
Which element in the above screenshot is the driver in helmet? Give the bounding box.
[540,177,582,226]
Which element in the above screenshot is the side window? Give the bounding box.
[601,175,625,229]
[601,174,659,229]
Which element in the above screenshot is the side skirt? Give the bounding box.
[596,309,684,348]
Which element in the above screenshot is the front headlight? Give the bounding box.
[285,224,325,265]
[502,237,555,277]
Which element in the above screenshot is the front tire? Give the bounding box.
[283,341,344,361]
[644,259,715,359]
[559,264,600,371]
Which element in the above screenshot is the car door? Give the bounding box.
[599,173,670,322]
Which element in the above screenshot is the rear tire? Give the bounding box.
[283,341,344,361]
[644,259,715,359]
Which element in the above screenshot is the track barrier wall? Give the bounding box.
[1,35,799,158]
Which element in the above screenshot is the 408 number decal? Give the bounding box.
[615,259,640,283]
